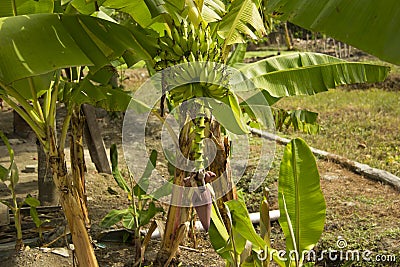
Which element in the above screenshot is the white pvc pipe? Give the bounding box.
[148,210,280,239]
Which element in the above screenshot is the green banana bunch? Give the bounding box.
[154,20,223,72]
[154,20,236,175]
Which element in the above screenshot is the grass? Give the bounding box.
[274,88,400,176]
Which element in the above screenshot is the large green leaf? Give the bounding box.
[227,43,247,66]
[273,108,320,134]
[133,149,157,196]
[218,0,266,46]
[100,208,131,227]
[11,73,54,100]
[59,78,132,111]
[207,94,249,135]
[202,0,225,23]
[209,204,235,264]
[0,0,54,17]
[265,0,400,65]
[238,52,389,98]
[67,0,106,15]
[0,13,155,84]
[225,196,266,252]
[110,144,130,193]
[278,138,326,264]
[102,0,158,28]
[138,202,162,227]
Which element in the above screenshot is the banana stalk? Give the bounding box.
[154,18,238,266]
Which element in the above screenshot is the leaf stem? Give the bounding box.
[11,0,17,16]
[0,130,14,162]
[28,77,45,122]
[0,80,44,125]
[47,71,61,129]
[59,107,72,153]
[2,97,46,140]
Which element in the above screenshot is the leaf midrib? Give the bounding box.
[292,142,301,258]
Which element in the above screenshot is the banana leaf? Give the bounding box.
[265,0,400,65]
[238,52,389,98]
[278,138,326,265]
[0,0,54,17]
[217,0,266,45]
[0,13,156,85]
[202,0,225,23]
[102,0,166,28]
[273,108,320,134]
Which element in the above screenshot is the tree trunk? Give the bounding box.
[48,131,98,266]
[155,119,237,266]
[208,121,237,231]
[155,119,192,266]
[37,140,58,206]
[283,22,293,51]
[70,106,90,227]
[82,104,111,174]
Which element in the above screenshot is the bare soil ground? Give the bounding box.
[0,66,399,266]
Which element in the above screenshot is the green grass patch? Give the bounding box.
[275,88,400,176]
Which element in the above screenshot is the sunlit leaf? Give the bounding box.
[238,52,389,98]
[122,210,136,229]
[0,0,54,17]
[218,0,266,45]
[278,138,326,258]
[225,195,266,252]
[134,150,157,196]
[207,95,249,135]
[100,209,130,227]
[25,195,40,207]
[110,144,130,193]
[227,43,247,66]
[0,14,155,85]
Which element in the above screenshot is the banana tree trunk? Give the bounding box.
[37,140,58,205]
[70,106,90,227]
[155,118,192,266]
[208,120,237,232]
[284,22,293,51]
[48,131,98,266]
[156,119,237,266]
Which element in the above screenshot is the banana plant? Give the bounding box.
[0,131,43,250]
[101,145,163,266]
[0,10,155,266]
[278,138,326,267]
